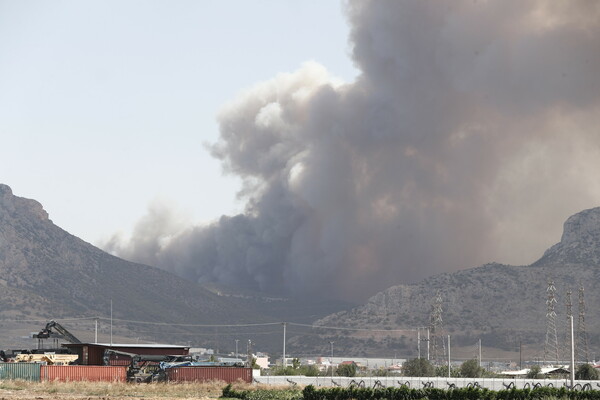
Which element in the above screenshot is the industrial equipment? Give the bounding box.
[104,349,243,383]
[104,349,193,382]
[33,320,82,345]
[14,352,78,365]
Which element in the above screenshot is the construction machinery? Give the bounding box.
[104,349,244,383]
[0,320,82,363]
[104,349,193,382]
[33,320,82,345]
[14,352,78,365]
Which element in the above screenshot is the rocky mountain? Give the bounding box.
[4,182,599,361]
[0,184,270,348]
[304,207,600,360]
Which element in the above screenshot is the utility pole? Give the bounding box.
[427,328,430,361]
[282,322,287,367]
[94,318,98,343]
[519,341,522,370]
[235,339,239,358]
[417,329,421,358]
[570,315,575,387]
[478,339,482,368]
[247,340,253,368]
[577,285,589,363]
[110,299,113,347]
[215,326,219,354]
[447,335,451,378]
[565,289,573,364]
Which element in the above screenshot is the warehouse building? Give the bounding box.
[62,343,189,365]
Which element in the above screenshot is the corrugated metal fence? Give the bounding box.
[167,366,252,383]
[41,366,127,382]
[0,363,41,381]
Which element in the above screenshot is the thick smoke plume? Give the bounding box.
[107,1,600,301]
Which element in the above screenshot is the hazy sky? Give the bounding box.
[0,0,357,244]
[3,1,600,302]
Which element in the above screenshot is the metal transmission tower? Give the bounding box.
[429,291,446,364]
[566,290,573,318]
[544,280,560,366]
[577,285,590,363]
[562,289,573,363]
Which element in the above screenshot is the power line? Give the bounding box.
[289,322,417,333]
[97,318,283,328]
[0,316,99,323]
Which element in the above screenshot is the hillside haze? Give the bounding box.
[0,184,272,348]
[3,182,600,361]
[310,207,600,360]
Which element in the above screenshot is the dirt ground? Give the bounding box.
[0,394,219,400]
[0,381,230,400]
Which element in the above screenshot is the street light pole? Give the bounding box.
[110,299,113,347]
[417,329,421,358]
[282,322,287,367]
[427,328,430,361]
[570,315,575,387]
[478,339,482,368]
[448,335,451,378]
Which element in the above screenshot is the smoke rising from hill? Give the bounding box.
[106,1,600,301]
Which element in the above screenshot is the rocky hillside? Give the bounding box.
[307,207,600,359]
[0,184,267,347]
[3,182,599,360]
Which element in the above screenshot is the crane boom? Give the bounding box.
[33,320,82,344]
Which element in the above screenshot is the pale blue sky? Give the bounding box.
[0,0,358,244]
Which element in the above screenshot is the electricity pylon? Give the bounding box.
[576,285,589,363]
[543,280,559,366]
[429,290,446,364]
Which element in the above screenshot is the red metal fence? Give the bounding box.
[166,367,252,383]
[42,366,127,382]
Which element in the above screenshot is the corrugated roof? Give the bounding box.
[500,366,570,376]
[64,343,188,348]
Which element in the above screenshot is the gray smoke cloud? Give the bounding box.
[106,0,600,301]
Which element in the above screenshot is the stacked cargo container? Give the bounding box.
[42,366,127,382]
[167,367,252,383]
[0,363,252,384]
[0,363,40,381]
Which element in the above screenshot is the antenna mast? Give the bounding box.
[543,280,559,366]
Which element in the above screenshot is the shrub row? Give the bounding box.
[301,385,600,400]
[222,384,600,400]
[222,384,302,400]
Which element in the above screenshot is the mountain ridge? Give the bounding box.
[306,207,600,358]
[0,184,268,348]
[3,183,600,360]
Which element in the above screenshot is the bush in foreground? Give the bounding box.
[222,383,302,400]
[298,384,600,400]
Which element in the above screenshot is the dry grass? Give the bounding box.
[0,379,268,399]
